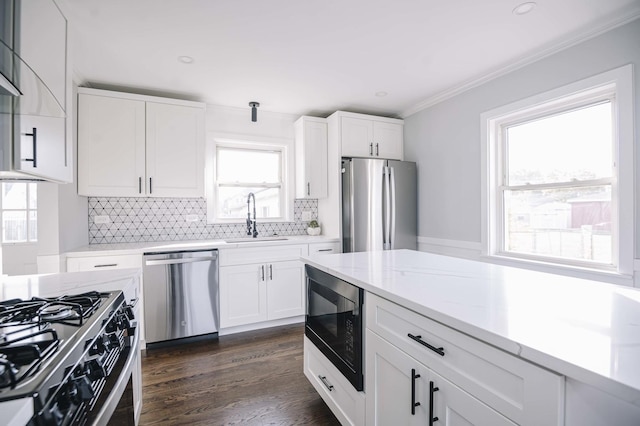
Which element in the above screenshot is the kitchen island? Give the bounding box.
[302,249,640,426]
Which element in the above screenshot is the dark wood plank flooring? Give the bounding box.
[139,324,341,425]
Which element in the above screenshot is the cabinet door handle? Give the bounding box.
[429,381,440,425]
[149,177,153,194]
[407,333,445,356]
[411,368,421,415]
[269,264,273,280]
[138,177,142,194]
[369,143,373,155]
[261,265,265,281]
[317,248,333,252]
[375,143,379,156]
[318,375,334,392]
[307,182,310,196]
[21,127,37,167]
[94,264,118,268]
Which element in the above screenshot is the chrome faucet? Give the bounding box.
[246,192,258,238]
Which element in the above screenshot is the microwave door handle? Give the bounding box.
[384,166,391,250]
[389,166,396,250]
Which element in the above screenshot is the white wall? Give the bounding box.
[206,104,298,139]
[403,19,640,265]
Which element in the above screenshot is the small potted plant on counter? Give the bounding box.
[307,219,321,236]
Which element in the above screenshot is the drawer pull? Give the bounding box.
[94,264,118,268]
[411,368,421,415]
[429,380,440,425]
[407,333,445,357]
[317,249,333,252]
[318,375,334,392]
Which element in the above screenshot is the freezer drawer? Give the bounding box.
[143,250,219,344]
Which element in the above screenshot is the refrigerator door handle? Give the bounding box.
[389,166,397,250]
[384,166,392,250]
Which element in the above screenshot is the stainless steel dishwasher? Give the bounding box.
[143,249,219,344]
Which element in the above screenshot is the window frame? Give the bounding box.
[481,65,634,281]
[1,182,38,245]
[206,135,295,224]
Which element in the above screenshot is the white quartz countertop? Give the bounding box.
[302,249,640,405]
[0,268,141,300]
[65,235,339,257]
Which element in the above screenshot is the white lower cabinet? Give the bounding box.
[366,330,515,426]
[365,293,564,426]
[220,260,305,328]
[304,337,366,426]
[219,245,307,329]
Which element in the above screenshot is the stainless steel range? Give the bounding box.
[0,290,138,425]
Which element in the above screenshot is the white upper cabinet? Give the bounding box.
[295,116,328,199]
[78,94,145,197]
[6,0,72,183]
[146,102,205,197]
[336,112,403,160]
[77,88,205,197]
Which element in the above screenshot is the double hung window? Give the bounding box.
[482,65,633,276]
[1,183,37,243]
[210,140,291,222]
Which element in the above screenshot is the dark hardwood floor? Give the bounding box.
[139,324,341,425]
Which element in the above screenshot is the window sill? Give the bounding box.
[480,253,634,287]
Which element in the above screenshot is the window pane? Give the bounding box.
[28,183,37,209]
[29,210,37,242]
[3,211,27,243]
[503,185,611,264]
[2,183,27,209]
[506,102,612,186]
[217,148,281,183]
[217,186,281,219]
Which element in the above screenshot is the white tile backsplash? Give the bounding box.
[88,198,318,244]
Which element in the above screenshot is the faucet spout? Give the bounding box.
[246,193,258,238]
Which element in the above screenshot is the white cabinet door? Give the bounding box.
[366,330,515,426]
[78,94,146,196]
[219,264,267,328]
[341,117,373,158]
[267,260,305,320]
[374,121,403,160]
[340,115,403,160]
[15,114,67,181]
[430,370,516,426]
[295,117,328,199]
[366,329,427,425]
[146,102,205,197]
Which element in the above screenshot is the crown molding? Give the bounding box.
[401,9,640,118]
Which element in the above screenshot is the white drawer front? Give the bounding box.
[219,244,308,266]
[308,242,341,255]
[304,337,365,426]
[67,254,142,272]
[366,293,564,426]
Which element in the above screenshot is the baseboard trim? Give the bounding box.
[219,316,304,337]
[417,236,482,260]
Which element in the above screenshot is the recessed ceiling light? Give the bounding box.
[512,2,536,15]
[178,56,194,64]
[375,91,388,97]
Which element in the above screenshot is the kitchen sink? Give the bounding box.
[224,237,288,243]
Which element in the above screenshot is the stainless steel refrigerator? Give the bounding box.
[341,158,417,253]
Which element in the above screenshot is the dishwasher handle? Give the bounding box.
[145,256,217,266]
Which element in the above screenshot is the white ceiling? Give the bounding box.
[60,0,640,118]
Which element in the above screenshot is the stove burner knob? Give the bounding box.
[89,336,106,355]
[85,359,106,381]
[106,317,121,333]
[124,306,135,320]
[109,333,120,348]
[57,382,78,411]
[73,375,95,402]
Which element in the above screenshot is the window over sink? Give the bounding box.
[481,65,633,278]
[207,137,294,224]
